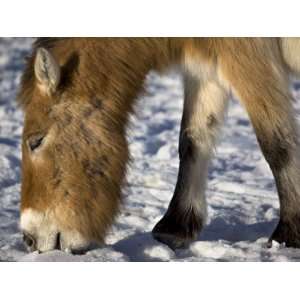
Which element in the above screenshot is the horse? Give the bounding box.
[17,37,300,253]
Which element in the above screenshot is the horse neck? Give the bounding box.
[71,38,184,130]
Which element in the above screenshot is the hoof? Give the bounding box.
[268,218,300,248]
[152,211,203,250]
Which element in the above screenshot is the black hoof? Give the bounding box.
[152,228,192,250]
[268,218,300,248]
[152,211,203,250]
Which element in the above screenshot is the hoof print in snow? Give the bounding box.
[152,213,203,250]
[268,218,300,248]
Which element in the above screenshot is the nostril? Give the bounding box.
[23,232,36,250]
[54,232,61,250]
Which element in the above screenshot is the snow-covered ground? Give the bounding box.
[1,38,300,261]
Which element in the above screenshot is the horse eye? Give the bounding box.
[27,135,44,152]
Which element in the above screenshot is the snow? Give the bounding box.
[1,37,300,261]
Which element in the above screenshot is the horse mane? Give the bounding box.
[17,38,184,110]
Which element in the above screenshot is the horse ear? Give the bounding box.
[34,47,61,95]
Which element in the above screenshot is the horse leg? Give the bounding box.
[219,39,300,247]
[152,68,229,249]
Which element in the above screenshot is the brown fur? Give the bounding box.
[19,38,185,246]
[18,38,300,251]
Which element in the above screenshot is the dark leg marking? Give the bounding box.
[268,215,300,248]
[152,129,204,250]
[257,129,292,172]
[255,125,300,248]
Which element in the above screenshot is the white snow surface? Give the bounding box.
[1,38,300,261]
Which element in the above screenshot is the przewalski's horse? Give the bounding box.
[18,38,300,253]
